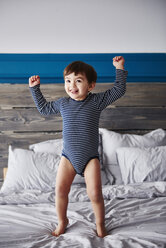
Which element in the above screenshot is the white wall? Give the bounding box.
[0,0,166,53]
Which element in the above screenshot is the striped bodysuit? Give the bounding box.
[30,69,128,176]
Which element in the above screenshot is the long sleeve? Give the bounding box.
[29,84,62,116]
[93,69,128,111]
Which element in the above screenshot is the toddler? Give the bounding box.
[29,56,128,238]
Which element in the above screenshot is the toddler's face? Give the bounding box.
[64,72,95,101]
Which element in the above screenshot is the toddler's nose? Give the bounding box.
[70,81,76,88]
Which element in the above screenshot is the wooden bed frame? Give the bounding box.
[0,82,166,179]
[3,167,7,180]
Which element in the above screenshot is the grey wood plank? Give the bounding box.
[0,84,67,108]
[1,107,166,132]
[100,107,166,130]
[0,109,63,132]
[0,157,8,169]
[0,83,166,108]
[0,168,4,180]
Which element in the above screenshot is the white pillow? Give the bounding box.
[1,146,60,194]
[99,128,166,165]
[116,146,166,184]
[105,164,123,185]
[29,138,63,155]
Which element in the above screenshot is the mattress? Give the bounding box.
[0,182,166,248]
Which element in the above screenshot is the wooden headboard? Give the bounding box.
[0,83,166,179]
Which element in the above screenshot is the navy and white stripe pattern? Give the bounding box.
[30,69,128,176]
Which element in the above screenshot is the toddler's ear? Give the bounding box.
[89,82,96,91]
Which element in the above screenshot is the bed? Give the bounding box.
[0,82,166,248]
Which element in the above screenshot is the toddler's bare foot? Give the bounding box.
[96,223,107,238]
[52,218,69,237]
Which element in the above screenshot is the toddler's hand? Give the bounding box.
[29,75,40,87]
[113,56,125,70]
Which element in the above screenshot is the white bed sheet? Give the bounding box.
[0,182,166,248]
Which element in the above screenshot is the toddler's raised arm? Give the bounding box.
[29,75,62,116]
[93,56,128,111]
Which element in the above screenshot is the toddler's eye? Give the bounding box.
[66,80,71,83]
[76,79,82,83]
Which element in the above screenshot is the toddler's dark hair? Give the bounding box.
[63,61,97,84]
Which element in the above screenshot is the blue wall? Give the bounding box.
[0,53,166,83]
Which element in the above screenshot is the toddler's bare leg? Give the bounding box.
[84,159,107,238]
[52,156,76,236]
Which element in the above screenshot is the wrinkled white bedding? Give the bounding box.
[0,182,166,248]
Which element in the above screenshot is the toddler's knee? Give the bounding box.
[88,189,102,203]
[56,184,70,198]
